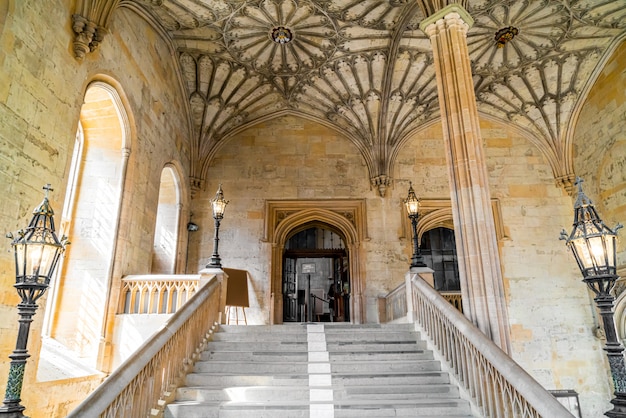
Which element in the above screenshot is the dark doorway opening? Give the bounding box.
[282,226,350,323]
[420,227,460,292]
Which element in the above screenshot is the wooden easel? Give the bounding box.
[223,268,249,325]
[225,305,247,325]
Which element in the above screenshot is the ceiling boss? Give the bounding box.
[271,26,293,44]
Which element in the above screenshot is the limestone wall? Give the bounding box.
[482,119,610,417]
[0,1,191,415]
[573,40,626,268]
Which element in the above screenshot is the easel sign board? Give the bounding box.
[223,268,249,307]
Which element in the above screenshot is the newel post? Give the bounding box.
[406,267,435,322]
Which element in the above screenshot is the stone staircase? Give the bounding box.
[164,323,476,417]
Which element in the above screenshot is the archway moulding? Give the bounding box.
[263,199,370,244]
[401,198,508,243]
[263,199,368,325]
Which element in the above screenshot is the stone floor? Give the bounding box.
[36,337,100,382]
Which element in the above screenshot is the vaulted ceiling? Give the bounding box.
[121,0,626,194]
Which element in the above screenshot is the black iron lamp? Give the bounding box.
[207,184,228,268]
[561,177,626,418]
[405,182,427,268]
[0,185,68,418]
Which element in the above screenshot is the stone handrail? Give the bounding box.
[384,280,408,322]
[390,271,574,418]
[67,272,226,418]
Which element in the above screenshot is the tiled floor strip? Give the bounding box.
[307,324,334,418]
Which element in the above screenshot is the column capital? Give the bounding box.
[419,4,474,34]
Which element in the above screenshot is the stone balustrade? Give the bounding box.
[120,275,200,314]
[382,271,574,418]
[67,271,227,418]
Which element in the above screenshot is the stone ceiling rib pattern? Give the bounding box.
[468,0,626,186]
[129,0,626,193]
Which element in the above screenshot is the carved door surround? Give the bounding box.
[263,199,368,324]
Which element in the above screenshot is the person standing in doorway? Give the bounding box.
[328,282,336,322]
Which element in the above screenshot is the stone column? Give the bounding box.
[420,5,511,353]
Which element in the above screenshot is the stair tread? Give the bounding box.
[170,398,468,407]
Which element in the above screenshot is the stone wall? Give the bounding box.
[0,1,191,415]
[574,40,626,268]
[482,119,610,416]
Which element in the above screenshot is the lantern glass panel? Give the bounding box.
[25,243,57,284]
[212,199,226,218]
[589,235,607,268]
[405,199,419,216]
[571,237,593,271]
[15,243,26,280]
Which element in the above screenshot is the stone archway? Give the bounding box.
[263,200,368,324]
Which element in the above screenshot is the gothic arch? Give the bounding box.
[49,80,133,372]
[417,207,454,243]
[151,164,184,274]
[264,200,368,324]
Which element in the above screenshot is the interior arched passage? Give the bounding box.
[282,223,349,323]
[151,165,182,274]
[265,201,367,324]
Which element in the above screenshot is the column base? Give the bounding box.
[0,403,27,418]
[606,392,626,418]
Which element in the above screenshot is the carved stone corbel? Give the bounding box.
[555,173,577,196]
[72,0,119,61]
[371,175,392,197]
[190,176,204,199]
[72,14,105,60]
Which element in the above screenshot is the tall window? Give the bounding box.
[420,227,460,292]
[151,166,181,274]
[46,83,129,368]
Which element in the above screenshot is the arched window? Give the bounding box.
[151,166,181,274]
[44,82,129,370]
[420,227,460,292]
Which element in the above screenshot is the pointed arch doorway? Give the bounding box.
[282,224,349,323]
[263,200,368,324]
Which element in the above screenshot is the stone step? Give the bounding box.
[332,371,452,386]
[205,341,308,351]
[201,349,431,362]
[326,332,422,342]
[194,359,440,374]
[165,398,472,418]
[185,373,309,387]
[328,340,427,350]
[220,324,308,333]
[211,332,309,342]
[330,350,432,361]
[212,330,421,344]
[185,370,453,387]
[205,340,427,353]
[201,350,309,362]
[175,384,461,402]
[218,323,414,333]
